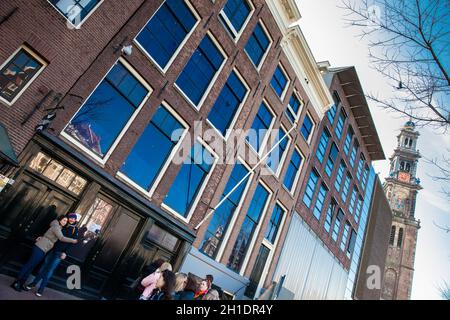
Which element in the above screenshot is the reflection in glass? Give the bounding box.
[29,152,51,173]
[42,160,64,180]
[68,176,87,195]
[56,168,76,188]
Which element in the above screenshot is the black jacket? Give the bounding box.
[53,223,78,253]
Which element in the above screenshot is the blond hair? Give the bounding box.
[159,262,172,272]
[174,273,188,292]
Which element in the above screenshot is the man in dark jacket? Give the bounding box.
[25,212,79,297]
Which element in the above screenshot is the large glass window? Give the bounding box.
[341,174,351,203]
[316,128,330,163]
[200,162,250,259]
[300,114,314,142]
[265,203,284,244]
[349,140,359,168]
[283,149,302,192]
[340,221,351,252]
[266,127,289,174]
[334,110,347,140]
[324,199,337,233]
[208,71,247,136]
[244,22,270,68]
[163,142,215,218]
[334,161,346,191]
[270,65,288,98]
[348,187,358,215]
[175,34,225,106]
[361,165,369,190]
[332,209,344,242]
[303,170,319,208]
[49,0,101,26]
[285,93,302,123]
[135,0,197,69]
[120,105,185,191]
[325,143,339,177]
[64,61,149,159]
[0,47,45,104]
[246,102,273,153]
[220,0,252,38]
[357,154,365,181]
[227,183,270,272]
[313,183,327,220]
[347,229,357,258]
[343,127,354,156]
[327,103,337,125]
[355,196,363,224]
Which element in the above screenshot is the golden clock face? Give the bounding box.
[398,171,410,183]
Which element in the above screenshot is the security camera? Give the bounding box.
[122,45,133,56]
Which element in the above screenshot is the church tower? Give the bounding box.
[381,120,422,300]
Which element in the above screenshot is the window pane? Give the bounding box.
[120,106,185,191]
[200,162,249,258]
[64,62,148,158]
[246,103,273,152]
[222,0,251,34]
[164,143,214,217]
[135,0,197,68]
[176,35,224,105]
[264,204,284,244]
[270,66,288,97]
[0,48,44,102]
[50,0,101,24]
[245,23,269,66]
[301,114,313,141]
[208,71,247,135]
[283,149,302,191]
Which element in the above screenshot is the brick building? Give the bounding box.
[0,0,336,299]
[271,62,389,299]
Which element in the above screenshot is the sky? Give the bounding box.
[295,0,450,299]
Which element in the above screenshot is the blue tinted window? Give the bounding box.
[208,71,247,135]
[355,196,363,223]
[340,222,351,252]
[325,143,339,177]
[343,127,354,155]
[176,35,224,106]
[227,183,270,272]
[267,128,289,173]
[303,170,319,208]
[246,103,273,152]
[335,110,346,140]
[341,174,351,203]
[222,0,251,35]
[136,0,197,68]
[327,103,337,124]
[313,184,327,220]
[64,62,148,158]
[332,209,344,242]
[245,22,270,67]
[270,65,288,97]
[334,161,346,191]
[316,129,330,163]
[200,162,249,258]
[120,106,184,191]
[357,154,365,180]
[349,140,359,168]
[285,94,301,123]
[265,204,284,244]
[324,199,336,233]
[349,187,358,215]
[301,114,314,141]
[283,149,302,191]
[164,143,214,217]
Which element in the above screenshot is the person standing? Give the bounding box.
[173,274,197,300]
[139,262,172,300]
[24,213,79,297]
[10,216,77,291]
[193,279,209,300]
[149,270,176,300]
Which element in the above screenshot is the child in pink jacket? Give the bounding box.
[139,262,172,300]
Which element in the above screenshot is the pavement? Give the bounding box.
[0,274,81,300]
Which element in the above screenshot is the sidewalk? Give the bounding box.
[0,274,81,300]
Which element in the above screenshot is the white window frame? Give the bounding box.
[282,145,305,196]
[285,90,304,124]
[160,136,219,224]
[219,0,255,42]
[116,100,190,198]
[238,179,273,276]
[174,31,228,111]
[254,200,288,298]
[206,68,250,141]
[47,0,104,29]
[60,57,153,166]
[265,123,291,178]
[133,0,201,75]
[245,99,277,158]
[0,45,47,107]
[214,158,254,262]
[244,19,273,72]
[270,63,290,102]
[300,111,315,144]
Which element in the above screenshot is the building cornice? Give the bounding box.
[265,0,333,118]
